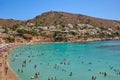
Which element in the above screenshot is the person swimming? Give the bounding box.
[92,76,96,80]
[104,72,107,77]
[34,65,37,69]
[69,72,73,76]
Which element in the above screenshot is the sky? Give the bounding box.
[0,0,120,20]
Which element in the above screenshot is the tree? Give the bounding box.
[5,35,15,43]
[17,29,28,34]
[11,24,19,30]
[28,29,37,36]
[3,28,8,34]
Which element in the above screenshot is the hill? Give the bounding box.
[0,11,120,29]
[29,11,120,29]
[0,11,120,43]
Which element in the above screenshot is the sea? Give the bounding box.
[9,40,120,80]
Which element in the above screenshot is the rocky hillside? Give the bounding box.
[0,11,120,43]
[29,11,120,29]
[0,11,120,29]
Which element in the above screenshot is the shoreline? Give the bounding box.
[0,37,120,80]
[0,50,19,80]
[0,43,25,80]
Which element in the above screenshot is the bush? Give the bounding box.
[17,29,28,34]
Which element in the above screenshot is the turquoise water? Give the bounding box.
[9,40,120,80]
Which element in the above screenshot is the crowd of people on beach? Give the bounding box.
[0,52,10,79]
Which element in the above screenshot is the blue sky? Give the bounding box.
[0,0,120,20]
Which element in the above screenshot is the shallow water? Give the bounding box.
[9,40,120,80]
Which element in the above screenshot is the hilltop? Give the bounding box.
[30,11,120,28]
[0,11,120,43]
[1,11,120,28]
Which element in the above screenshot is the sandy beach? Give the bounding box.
[0,52,19,80]
[0,43,26,80]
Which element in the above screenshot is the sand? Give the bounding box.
[0,43,25,80]
[0,51,19,80]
